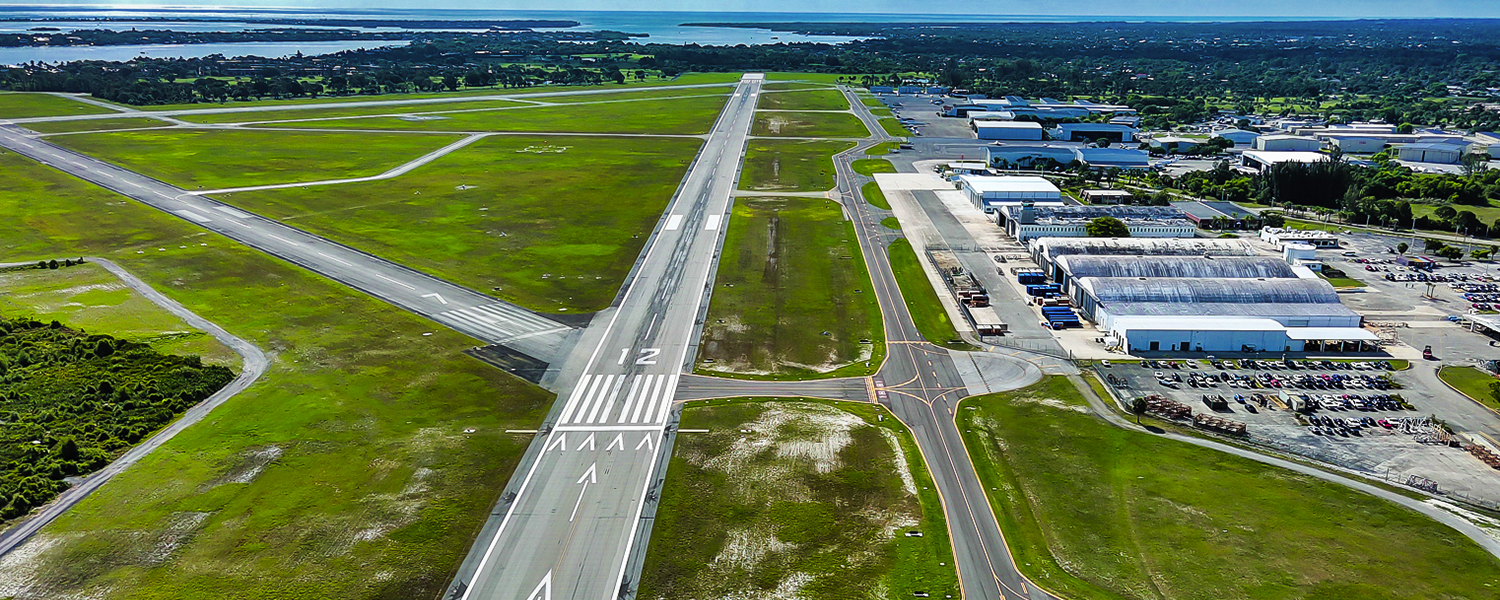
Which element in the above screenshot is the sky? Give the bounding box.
[2,0,1499,18]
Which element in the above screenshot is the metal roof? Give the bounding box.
[1033,238,1256,261]
[1099,302,1360,319]
[1055,256,1297,279]
[1080,277,1342,304]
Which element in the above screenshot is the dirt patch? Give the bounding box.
[202,445,282,489]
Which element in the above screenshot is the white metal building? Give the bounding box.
[957,175,1062,212]
[999,206,1196,241]
[1397,142,1463,164]
[1210,128,1260,147]
[1240,150,1330,172]
[1029,237,1256,278]
[1261,227,1340,249]
[974,120,1045,141]
[1106,317,1378,354]
[1054,123,1138,143]
[1253,134,1322,152]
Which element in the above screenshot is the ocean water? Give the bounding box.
[0,7,1352,64]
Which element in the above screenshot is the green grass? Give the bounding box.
[1439,366,1500,413]
[0,263,236,366]
[177,98,529,124]
[865,142,899,156]
[757,89,850,111]
[852,158,897,176]
[739,139,854,192]
[54,128,461,190]
[695,198,884,380]
[640,398,958,600]
[134,76,738,112]
[960,376,1500,600]
[869,106,895,117]
[861,182,891,210]
[0,92,115,118]
[859,95,886,108]
[878,117,909,137]
[24,117,174,134]
[752,111,869,138]
[1412,201,1500,224]
[1319,271,1365,288]
[221,135,700,314]
[886,239,969,350]
[765,72,851,84]
[881,216,901,230]
[0,150,551,598]
[264,94,729,135]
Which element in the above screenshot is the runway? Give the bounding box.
[444,74,763,600]
[0,124,575,370]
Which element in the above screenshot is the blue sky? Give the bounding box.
[4,0,1499,18]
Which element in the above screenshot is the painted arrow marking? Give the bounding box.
[422,292,448,305]
[525,570,551,600]
[570,463,598,522]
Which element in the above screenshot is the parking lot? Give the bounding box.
[1098,358,1500,506]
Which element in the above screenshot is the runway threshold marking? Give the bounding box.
[664,214,684,231]
[704,214,722,231]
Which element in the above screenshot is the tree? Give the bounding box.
[1435,205,1458,221]
[1435,245,1465,261]
[1396,242,1409,255]
[1086,216,1130,237]
[1129,397,1148,425]
[1424,238,1445,252]
[1262,212,1286,228]
[1490,381,1500,407]
[1095,137,1111,148]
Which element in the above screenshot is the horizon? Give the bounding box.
[1,2,1499,20]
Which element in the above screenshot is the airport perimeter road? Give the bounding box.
[446,74,763,600]
[0,125,574,367]
[838,87,1058,600]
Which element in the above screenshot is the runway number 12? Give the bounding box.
[618,348,661,365]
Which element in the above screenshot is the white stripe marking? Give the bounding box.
[266,234,300,246]
[213,206,252,218]
[617,376,644,424]
[655,373,678,424]
[557,374,593,424]
[317,252,352,266]
[664,214,684,231]
[173,209,211,223]
[704,214,721,231]
[629,374,655,423]
[373,273,416,290]
[574,375,610,425]
[592,376,626,424]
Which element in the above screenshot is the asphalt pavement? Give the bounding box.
[444,74,764,600]
[0,125,575,375]
[837,87,1057,600]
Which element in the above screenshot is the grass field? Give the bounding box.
[0,151,552,599]
[882,217,901,230]
[54,128,461,190]
[134,75,741,112]
[695,198,884,379]
[0,93,114,118]
[869,106,895,117]
[886,239,969,350]
[221,135,701,313]
[862,182,891,210]
[1412,201,1500,225]
[24,117,174,134]
[757,89,850,111]
[1320,271,1366,288]
[765,72,850,84]
[959,376,1500,600]
[878,117,909,137]
[177,98,529,124]
[852,158,897,176]
[1439,365,1500,413]
[264,94,729,135]
[739,139,854,192]
[0,263,237,366]
[639,399,958,600]
[752,111,869,138]
[865,142,899,155]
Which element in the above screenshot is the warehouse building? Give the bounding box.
[1029,237,1256,279]
[1211,128,1260,147]
[1397,142,1464,164]
[1077,278,1372,353]
[958,175,1063,212]
[998,205,1196,241]
[1240,150,1330,172]
[1073,147,1152,170]
[1260,227,1340,249]
[1054,123,1137,143]
[974,120,1045,140]
[986,144,1078,168]
[1253,134,1322,152]
[1050,255,1303,299]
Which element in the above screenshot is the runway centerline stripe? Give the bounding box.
[173,209,211,223]
[372,273,416,291]
[557,374,593,424]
